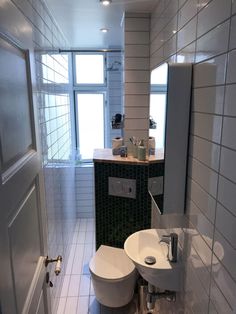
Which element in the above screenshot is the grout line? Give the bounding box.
[186,193,215,225]
[207,5,233,308]
[187,171,217,201]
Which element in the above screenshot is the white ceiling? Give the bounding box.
[45,0,157,49]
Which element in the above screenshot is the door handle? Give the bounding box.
[45,255,62,275]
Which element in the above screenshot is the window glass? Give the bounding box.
[151,62,168,85]
[149,94,166,150]
[76,93,104,160]
[75,54,104,84]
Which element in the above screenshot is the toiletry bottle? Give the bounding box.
[138,139,146,161]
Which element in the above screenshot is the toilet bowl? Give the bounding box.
[89,245,137,308]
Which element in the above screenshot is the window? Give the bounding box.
[76,93,105,160]
[74,54,105,85]
[40,52,107,163]
[150,62,168,151]
[151,62,168,85]
[149,94,166,149]
[74,53,107,162]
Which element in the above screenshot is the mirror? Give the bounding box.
[149,62,168,152]
[149,63,192,214]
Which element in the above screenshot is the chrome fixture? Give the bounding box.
[138,282,176,313]
[160,233,178,263]
[146,283,176,311]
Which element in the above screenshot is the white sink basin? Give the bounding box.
[124,229,182,291]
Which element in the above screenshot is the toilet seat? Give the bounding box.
[89,245,135,280]
[89,245,137,307]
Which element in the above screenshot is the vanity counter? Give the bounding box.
[93,148,164,165]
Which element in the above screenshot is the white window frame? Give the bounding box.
[74,91,107,162]
[73,52,107,87]
[72,52,108,163]
[40,51,108,163]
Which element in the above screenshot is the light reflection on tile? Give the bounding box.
[196,21,229,63]
[68,275,80,297]
[77,296,89,314]
[193,54,227,87]
[64,297,78,314]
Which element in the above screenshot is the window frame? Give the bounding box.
[74,90,107,162]
[72,52,108,163]
[73,52,107,87]
[40,51,109,163]
[149,83,167,150]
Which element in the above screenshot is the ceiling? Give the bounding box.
[45,0,157,49]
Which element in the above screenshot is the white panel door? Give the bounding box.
[0,34,50,313]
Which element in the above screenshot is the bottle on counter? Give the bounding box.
[138,139,146,161]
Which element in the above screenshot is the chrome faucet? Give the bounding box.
[160,233,178,263]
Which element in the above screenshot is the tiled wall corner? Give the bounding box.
[150,0,236,312]
[124,13,150,150]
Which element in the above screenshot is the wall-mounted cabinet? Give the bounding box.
[150,63,192,215]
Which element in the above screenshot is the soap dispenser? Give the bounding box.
[138,139,146,161]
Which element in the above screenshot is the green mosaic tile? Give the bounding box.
[94,162,164,249]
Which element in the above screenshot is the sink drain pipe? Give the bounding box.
[146,283,176,311]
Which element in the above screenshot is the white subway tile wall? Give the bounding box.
[75,166,94,218]
[151,0,236,312]
[124,13,150,149]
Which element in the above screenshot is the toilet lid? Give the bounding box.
[89,245,135,280]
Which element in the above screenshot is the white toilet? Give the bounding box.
[89,245,137,308]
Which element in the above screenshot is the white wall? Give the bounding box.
[124,13,150,150]
[151,0,236,313]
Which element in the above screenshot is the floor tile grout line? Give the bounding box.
[57,218,98,314]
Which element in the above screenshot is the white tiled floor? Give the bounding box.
[55,218,138,314]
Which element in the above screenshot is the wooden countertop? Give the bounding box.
[93,148,164,165]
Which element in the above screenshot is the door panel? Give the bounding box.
[0,32,49,313]
[36,291,46,314]
[22,257,46,314]
[8,185,41,313]
[0,37,33,170]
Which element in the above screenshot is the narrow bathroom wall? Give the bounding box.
[124,13,150,150]
[150,0,236,313]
